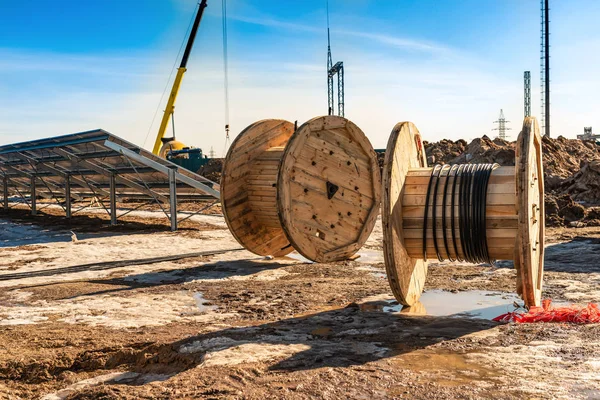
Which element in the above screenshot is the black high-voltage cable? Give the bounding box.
[450,164,465,261]
[422,164,442,261]
[424,163,498,265]
[431,164,450,261]
[441,164,458,261]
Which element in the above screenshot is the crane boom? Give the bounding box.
[152,0,208,155]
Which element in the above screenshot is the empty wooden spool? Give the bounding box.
[382,117,544,307]
[221,116,381,263]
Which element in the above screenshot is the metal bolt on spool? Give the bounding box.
[221,116,381,263]
[381,117,545,307]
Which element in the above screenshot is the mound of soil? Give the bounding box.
[558,160,600,204]
[197,158,224,183]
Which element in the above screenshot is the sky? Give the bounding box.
[0,0,599,154]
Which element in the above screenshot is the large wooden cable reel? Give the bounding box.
[221,116,381,263]
[382,117,544,307]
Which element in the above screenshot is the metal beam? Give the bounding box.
[12,152,83,201]
[30,177,36,215]
[0,134,110,155]
[65,174,72,218]
[169,167,177,231]
[0,160,65,200]
[109,173,117,225]
[103,140,220,199]
[53,147,169,203]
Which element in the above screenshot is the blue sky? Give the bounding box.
[1,0,599,153]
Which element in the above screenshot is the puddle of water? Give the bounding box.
[193,292,218,313]
[390,349,500,389]
[284,252,315,264]
[354,250,384,264]
[360,290,522,320]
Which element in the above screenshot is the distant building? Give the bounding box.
[577,127,600,141]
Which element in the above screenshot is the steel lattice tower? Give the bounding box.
[524,71,531,118]
[540,0,550,137]
[493,109,511,140]
[326,1,344,117]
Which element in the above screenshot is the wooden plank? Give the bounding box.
[402,228,518,239]
[402,193,516,206]
[405,247,514,261]
[401,205,517,218]
[402,217,518,229]
[404,238,516,251]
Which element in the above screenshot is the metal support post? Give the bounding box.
[109,173,117,225]
[65,174,72,219]
[169,167,177,232]
[31,177,37,215]
[3,176,8,211]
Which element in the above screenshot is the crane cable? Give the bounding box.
[143,5,198,149]
[221,0,231,157]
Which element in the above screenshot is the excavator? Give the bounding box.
[151,0,213,170]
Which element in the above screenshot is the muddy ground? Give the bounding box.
[1,204,600,399]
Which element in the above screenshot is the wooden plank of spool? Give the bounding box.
[278,116,381,263]
[515,116,545,306]
[221,119,295,257]
[381,122,428,306]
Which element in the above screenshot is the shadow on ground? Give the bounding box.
[7,303,497,385]
[544,237,600,273]
[12,258,287,299]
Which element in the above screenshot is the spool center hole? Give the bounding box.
[326,181,339,199]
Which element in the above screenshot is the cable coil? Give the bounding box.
[422,163,499,264]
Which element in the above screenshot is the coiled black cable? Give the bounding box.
[423,163,499,264]
[441,164,458,262]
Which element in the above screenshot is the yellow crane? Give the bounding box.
[152,0,208,157]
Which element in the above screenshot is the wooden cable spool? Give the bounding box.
[221,116,381,262]
[382,117,544,307]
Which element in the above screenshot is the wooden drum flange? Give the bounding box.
[222,116,381,263]
[221,119,295,257]
[382,117,545,307]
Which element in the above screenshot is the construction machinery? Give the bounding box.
[151,0,210,168]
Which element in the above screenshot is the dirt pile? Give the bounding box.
[426,136,516,166]
[544,193,586,227]
[558,160,600,204]
[197,158,224,183]
[542,136,600,189]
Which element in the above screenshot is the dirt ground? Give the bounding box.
[1,204,600,399]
